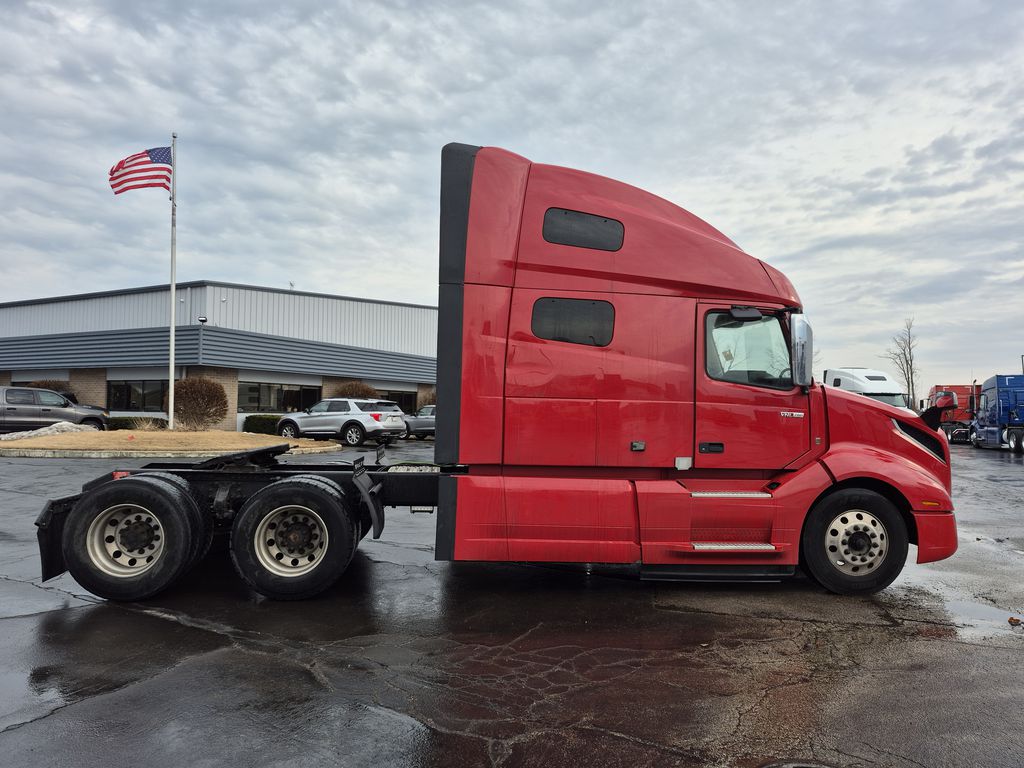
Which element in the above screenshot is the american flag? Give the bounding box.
[109,146,173,195]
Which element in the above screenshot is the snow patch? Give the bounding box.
[0,421,99,441]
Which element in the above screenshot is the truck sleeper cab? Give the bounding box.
[970,375,1024,452]
[34,143,958,602]
[435,143,957,596]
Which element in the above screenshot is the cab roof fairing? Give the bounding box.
[463,146,803,307]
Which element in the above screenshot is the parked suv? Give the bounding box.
[402,404,436,440]
[0,386,109,433]
[276,399,406,446]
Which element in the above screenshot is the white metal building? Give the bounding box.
[0,281,438,429]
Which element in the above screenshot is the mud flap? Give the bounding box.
[35,493,81,581]
[351,458,385,538]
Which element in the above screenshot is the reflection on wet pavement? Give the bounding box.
[0,443,1021,767]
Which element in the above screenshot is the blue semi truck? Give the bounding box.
[970,374,1024,452]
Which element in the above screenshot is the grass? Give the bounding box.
[3,430,328,453]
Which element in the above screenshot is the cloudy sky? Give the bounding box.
[1,0,1022,392]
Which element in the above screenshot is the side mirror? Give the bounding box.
[968,395,976,412]
[919,399,926,411]
[790,314,813,387]
[304,407,312,414]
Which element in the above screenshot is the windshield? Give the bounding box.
[866,393,909,408]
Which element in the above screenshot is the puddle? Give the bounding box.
[944,598,1023,639]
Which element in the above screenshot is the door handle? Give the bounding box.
[41,408,52,412]
[699,442,725,454]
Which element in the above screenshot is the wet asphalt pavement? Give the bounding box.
[0,443,1021,768]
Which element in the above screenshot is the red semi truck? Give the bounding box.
[923,384,979,443]
[35,143,958,601]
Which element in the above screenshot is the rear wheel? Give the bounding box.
[229,475,358,600]
[800,489,908,595]
[62,476,196,601]
[414,433,427,441]
[341,423,365,446]
[138,472,212,567]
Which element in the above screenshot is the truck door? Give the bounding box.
[694,303,810,469]
[36,389,77,427]
[3,388,42,432]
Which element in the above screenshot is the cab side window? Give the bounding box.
[37,391,66,406]
[327,401,349,412]
[532,297,614,347]
[5,389,35,405]
[705,312,794,390]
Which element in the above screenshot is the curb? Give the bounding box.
[0,444,343,459]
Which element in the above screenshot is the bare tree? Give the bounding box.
[883,318,919,408]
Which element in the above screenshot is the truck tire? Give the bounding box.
[137,472,213,567]
[62,475,197,601]
[340,423,365,446]
[230,475,358,600]
[969,427,981,448]
[800,489,908,596]
[1010,430,1023,454]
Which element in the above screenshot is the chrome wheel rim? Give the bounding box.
[254,504,329,577]
[86,504,165,578]
[281,425,297,438]
[344,427,361,445]
[825,509,887,576]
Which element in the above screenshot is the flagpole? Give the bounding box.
[168,132,177,430]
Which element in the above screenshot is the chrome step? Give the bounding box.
[690,491,772,498]
[691,542,777,551]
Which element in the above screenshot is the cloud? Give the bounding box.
[0,0,1022,389]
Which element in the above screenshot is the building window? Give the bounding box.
[381,391,417,413]
[237,382,322,413]
[108,380,168,411]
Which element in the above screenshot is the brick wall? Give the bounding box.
[69,368,107,407]
[0,371,9,386]
[183,366,238,431]
[322,376,361,397]
[417,383,436,408]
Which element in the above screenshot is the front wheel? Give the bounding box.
[1010,430,1024,454]
[81,418,106,431]
[969,427,981,448]
[278,422,300,439]
[801,489,908,595]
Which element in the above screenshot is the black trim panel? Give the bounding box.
[640,565,795,581]
[435,143,479,465]
[435,474,458,561]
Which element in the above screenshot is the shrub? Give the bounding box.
[108,417,167,431]
[24,380,78,402]
[331,380,380,399]
[243,414,280,435]
[173,376,228,430]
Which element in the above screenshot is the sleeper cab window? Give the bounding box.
[532,297,614,347]
[543,208,624,251]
